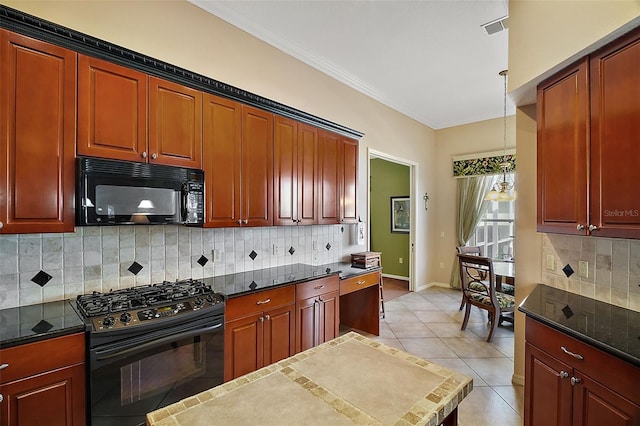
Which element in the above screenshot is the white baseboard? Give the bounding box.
[381,273,409,281]
[512,374,525,386]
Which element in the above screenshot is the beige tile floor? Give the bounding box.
[348,285,524,426]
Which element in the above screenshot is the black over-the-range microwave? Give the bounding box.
[76,157,204,226]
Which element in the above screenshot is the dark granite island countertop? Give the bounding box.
[0,300,85,349]
[203,262,380,298]
[518,284,640,367]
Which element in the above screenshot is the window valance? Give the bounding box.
[452,149,516,177]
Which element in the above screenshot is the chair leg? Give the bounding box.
[461,303,472,331]
[458,293,465,311]
[487,309,499,342]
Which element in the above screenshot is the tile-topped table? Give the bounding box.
[147,332,473,426]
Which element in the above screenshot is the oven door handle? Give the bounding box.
[95,322,222,361]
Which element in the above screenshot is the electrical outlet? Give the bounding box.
[399,257,403,264]
[312,240,318,250]
[579,261,589,278]
[312,251,318,264]
[546,254,555,271]
[213,249,222,262]
[439,262,444,269]
[273,244,281,256]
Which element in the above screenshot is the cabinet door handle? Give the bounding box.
[588,224,598,232]
[576,224,585,231]
[264,314,270,321]
[256,298,271,305]
[237,219,242,224]
[0,220,3,229]
[570,377,581,386]
[314,285,325,290]
[561,346,584,360]
[0,394,3,403]
[259,316,264,323]
[243,219,248,224]
[0,363,8,370]
[141,151,148,158]
[559,370,569,379]
[151,153,157,159]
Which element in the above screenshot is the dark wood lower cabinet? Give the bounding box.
[296,290,339,353]
[524,318,640,426]
[0,333,86,426]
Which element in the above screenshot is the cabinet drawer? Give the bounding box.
[296,276,339,301]
[525,317,638,402]
[340,271,380,296]
[226,285,295,320]
[0,333,85,383]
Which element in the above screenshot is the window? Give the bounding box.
[467,174,515,260]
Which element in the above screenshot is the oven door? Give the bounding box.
[88,320,223,426]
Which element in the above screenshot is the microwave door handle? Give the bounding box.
[95,323,222,362]
[181,183,188,222]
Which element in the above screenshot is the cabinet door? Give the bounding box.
[572,372,640,426]
[296,296,319,353]
[536,58,589,235]
[148,77,202,168]
[319,289,340,344]
[263,304,295,366]
[524,342,573,426]
[0,363,85,426]
[203,93,242,228]
[590,29,640,238]
[274,116,298,226]
[297,123,318,225]
[318,130,341,224]
[224,313,264,382]
[0,30,76,234]
[78,55,147,162]
[241,106,273,227]
[340,137,358,223]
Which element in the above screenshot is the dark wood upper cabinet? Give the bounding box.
[149,77,202,168]
[536,58,589,235]
[0,30,76,234]
[78,54,148,162]
[274,116,318,226]
[537,27,640,238]
[341,136,359,224]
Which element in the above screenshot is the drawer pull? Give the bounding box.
[559,371,569,379]
[256,298,271,305]
[357,280,366,285]
[561,346,584,360]
[570,376,581,386]
[314,285,325,290]
[0,364,8,370]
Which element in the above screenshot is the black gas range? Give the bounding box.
[74,279,226,426]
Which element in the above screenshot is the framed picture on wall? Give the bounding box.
[391,196,410,233]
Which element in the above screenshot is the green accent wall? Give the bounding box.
[370,158,410,277]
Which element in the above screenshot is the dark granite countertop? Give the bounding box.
[519,284,640,367]
[0,300,85,349]
[203,262,380,298]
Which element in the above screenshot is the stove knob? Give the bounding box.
[102,316,116,327]
[194,296,203,307]
[120,312,132,324]
[206,294,214,303]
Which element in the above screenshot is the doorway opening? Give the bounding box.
[368,149,418,291]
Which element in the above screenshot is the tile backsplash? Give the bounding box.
[542,233,640,312]
[0,224,360,309]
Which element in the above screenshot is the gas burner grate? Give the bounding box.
[76,279,213,318]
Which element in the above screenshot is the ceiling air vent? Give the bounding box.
[481,16,509,35]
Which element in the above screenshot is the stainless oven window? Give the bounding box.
[89,329,223,426]
[95,185,177,217]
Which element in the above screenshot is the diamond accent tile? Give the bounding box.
[561,305,574,319]
[128,261,143,275]
[31,319,53,334]
[31,270,52,287]
[326,243,331,251]
[562,264,574,278]
[249,250,258,260]
[197,255,209,267]
[249,281,258,290]
[288,247,295,255]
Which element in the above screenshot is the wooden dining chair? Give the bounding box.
[457,253,515,342]
[456,246,485,310]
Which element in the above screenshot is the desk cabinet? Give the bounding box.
[524,318,640,426]
[0,30,76,234]
[0,333,86,426]
[537,27,640,238]
[224,286,295,381]
[339,270,381,336]
[295,276,340,352]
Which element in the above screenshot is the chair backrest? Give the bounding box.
[456,245,482,256]
[457,254,498,305]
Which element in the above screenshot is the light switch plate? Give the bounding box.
[546,254,555,271]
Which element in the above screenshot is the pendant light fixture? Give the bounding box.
[485,69,514,202]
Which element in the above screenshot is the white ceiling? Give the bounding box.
[189,0,513,130]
